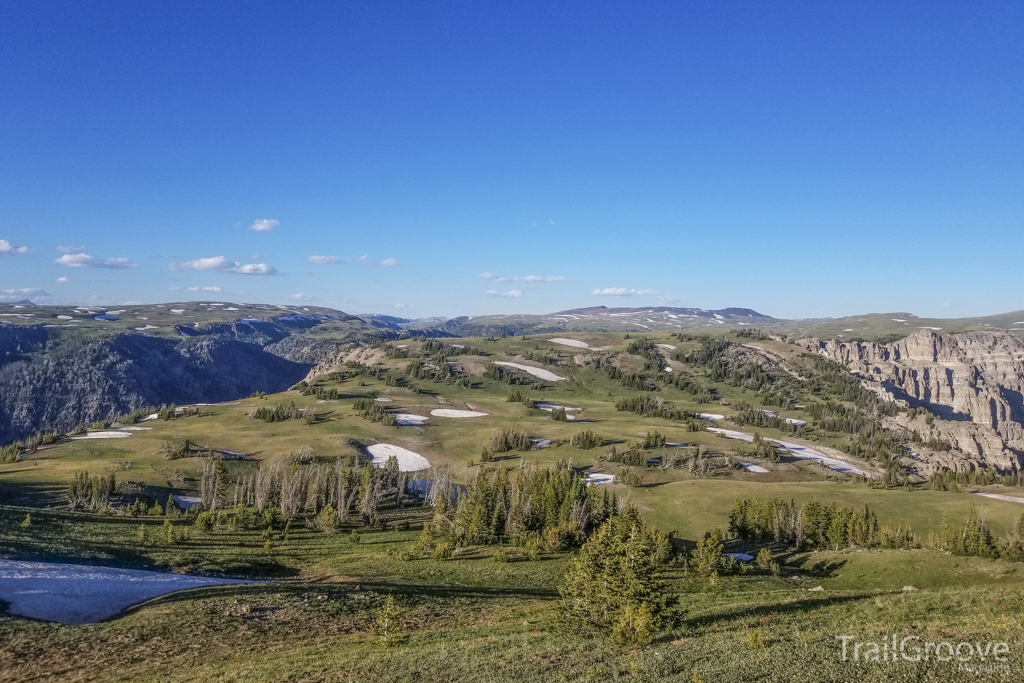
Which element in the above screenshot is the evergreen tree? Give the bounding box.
[557,506,672,646]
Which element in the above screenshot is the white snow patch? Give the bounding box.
[698,413,725,421]
[170,309,185,314]
[0,559,258,624]
[584,473,615,486]
[707,427,872,477]
[656,343,676,350]
[367,444,431,472]
[549,338,590,348]
[493,362,566,381]
[726,553,755,562]
[919,327,943,331]
[134,325,159,331]
[972,492,1024,505]
[739,462,770,474]
[116,426,152,431]
[56,315,74,320]
[73,431,133,440]
[172,495,202,509]
[531,438,552,449]
[430,409,489,418]
[394,413,429,426]
[374,397,393,402]
[892,318,907,323]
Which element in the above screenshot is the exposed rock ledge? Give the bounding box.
[802,329,1024,473]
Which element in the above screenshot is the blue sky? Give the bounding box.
[1,1,1021,319]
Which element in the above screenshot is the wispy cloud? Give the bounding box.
[249,219,279,232]
[0,239,28,255]
[380,257,397,267]
[358,255,370,265]
[308,255,345,265]
[173,256,277,275]
[590,287,657,296]
[485,289,523,298]
[478,273,568,283]
[188,286,222,292]
[393,303,411,309]
[56,245,84,254]
[56,277,69,283]
[55,253,137,269]
[289,293,313,301]
[1,287,53,303]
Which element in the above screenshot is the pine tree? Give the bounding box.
[558,506,672,645]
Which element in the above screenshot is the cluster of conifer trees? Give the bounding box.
[728,496,916,550]
[353,398,396,426]
[435,464,618,547]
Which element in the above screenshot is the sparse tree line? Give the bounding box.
[249,401,318,424]
[728,495,1024,560]
[430,463,620,549]
[614,396,704,429]
[353,398,397,426]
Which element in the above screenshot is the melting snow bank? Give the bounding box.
[549,338,590,348]
[972,492,1024,505]
[707,427,872,477]
[726,553,755,562]
[584,473,615,485]
[698,413,725,421]
[72,431,132,440]
[738,462,770,474]
[366,444,432,472]
[493,362,566,382]
[0,559,259,624]
[394,414,429,426]
[429,409,489,418]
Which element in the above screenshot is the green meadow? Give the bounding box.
[2,330,1023,681]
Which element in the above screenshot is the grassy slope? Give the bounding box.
[2,330,1024,681]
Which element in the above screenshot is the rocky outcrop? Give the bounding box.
[803,329,1024,471]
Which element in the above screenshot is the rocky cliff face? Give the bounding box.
[803,329,1024,471]
[0,330,311,444]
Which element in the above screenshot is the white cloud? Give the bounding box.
[358,255,370,265]
[188,286,222,292]
[0,239,28,255]
[1,288,52,303]
[308,255,344,264]
[56,277,69,283]
[485,289,523,298]
[590,288,657,296]
[55,253,137,269]
[289,293,313,301]
[174,256,277,275]
[56,245,84,254]
[380,257,397,267]
[478,273,567,283]
[393,303,410,309]
[249,219,279,232]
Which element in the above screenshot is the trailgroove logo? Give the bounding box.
[837,635,1011,673]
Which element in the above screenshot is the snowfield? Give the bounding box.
[0,559,258,624]
[493,362,566,381]
[72,431,133,440]
[394,413,429,426]
[707,427,872,477]
[549,338,590,348]
[366,444,432,472]
[429,409,489,418]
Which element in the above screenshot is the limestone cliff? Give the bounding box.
[802,329,1024,472]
